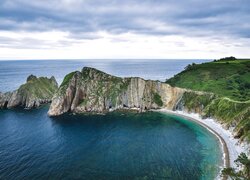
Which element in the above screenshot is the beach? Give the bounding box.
[157,109,248,171]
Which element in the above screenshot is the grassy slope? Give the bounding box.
[167,59,250,101]
[182,93,250,141]
[58,67,163,109]
[58,68,129,107]
[18,77,58,99]
[166,59,250,142]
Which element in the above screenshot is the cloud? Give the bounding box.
[0,0,250,59]
[0,0,249,38]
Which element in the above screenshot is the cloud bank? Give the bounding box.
[0,0,250,59]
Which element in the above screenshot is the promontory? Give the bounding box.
[0,75,58,109]
[48,58,250,144]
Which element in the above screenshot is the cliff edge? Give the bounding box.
[167,58,250,143]
[48,65,250,143]
[0,75,58,109]
[48,67,206,116]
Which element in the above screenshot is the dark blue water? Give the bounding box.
[0,59,210,92]
[0,107,222,179]
[0,59,222,179]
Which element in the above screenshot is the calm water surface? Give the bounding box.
[0,107,222,179]
[0,59,210,92]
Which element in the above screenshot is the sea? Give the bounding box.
[0,59,223,179]
[0,59,209,92]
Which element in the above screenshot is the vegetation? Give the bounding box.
[67,67,128,108]
[56,67,165,113]
[181,91,215,113]
[222,153,250,180]
[179,91,250,141]
[60,71,76,87]
[18,76,58,99]
[214,56,237,62]
[205,98,250,142]
[153,92,163,106]
[182,91,250,142]
[166,58,250,142]
[166,58,250,101]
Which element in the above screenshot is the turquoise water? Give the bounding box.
[165,113,223,179]
[0,107,222,179]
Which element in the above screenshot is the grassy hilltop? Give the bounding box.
[166,57,250,142]
[167,57,250,101]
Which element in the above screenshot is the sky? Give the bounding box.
[0,0,250,60]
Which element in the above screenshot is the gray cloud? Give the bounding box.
[0,35,81,49]
[0,0,250,40]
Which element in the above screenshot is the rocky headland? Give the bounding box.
[48,66,250,147]
[48,67,212,116]
[0,75,58,109]
[166,58,250,144]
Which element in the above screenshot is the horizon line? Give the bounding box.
[0,58,214,61]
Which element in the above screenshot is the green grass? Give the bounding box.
[59,67,130,108]
[204,98,250,142]
[166,59,250,101]
[60,71,77,87]
[204,98,250,124]
[18,76,58,99]
[181,91,215,114]
[153,92,163,106]
[180,91,250,142]
[167,58,250,142]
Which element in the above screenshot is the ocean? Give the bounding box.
[0,59,210,92]
[0,59,222,179]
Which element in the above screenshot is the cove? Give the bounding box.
[0,106,222,179]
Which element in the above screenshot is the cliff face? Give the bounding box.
[48,67,207,116]
[175,91,216,115]
[0,75,58,109]
[48,67,250,143]
[173,90,250,142]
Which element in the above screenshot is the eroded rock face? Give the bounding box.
[0,92,12,108]
[0,75,58,109]
[48,67,207,116]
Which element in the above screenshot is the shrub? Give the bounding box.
[153,92,163,106]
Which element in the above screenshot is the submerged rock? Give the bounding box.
[48,67,209,116]
[0,75,58,109]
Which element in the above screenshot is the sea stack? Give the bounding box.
[0,75,58,109]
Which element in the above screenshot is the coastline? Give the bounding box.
[156,109,248,177]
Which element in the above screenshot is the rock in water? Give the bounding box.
[48,67,195,116]
[0,75,58,109]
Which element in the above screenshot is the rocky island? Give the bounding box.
[48,67,212,116]
[0,75,58,109]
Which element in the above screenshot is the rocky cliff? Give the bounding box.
[48,67,208,116]
[0,75,58,109]
[48,67,250,142]
[166,58,250,143]
[176,91,250,143]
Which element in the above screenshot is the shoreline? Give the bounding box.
[156,109,247,178]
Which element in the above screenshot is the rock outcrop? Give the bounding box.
[173,89,250,143]
[48,67,209,116]
[0,75,58,109]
